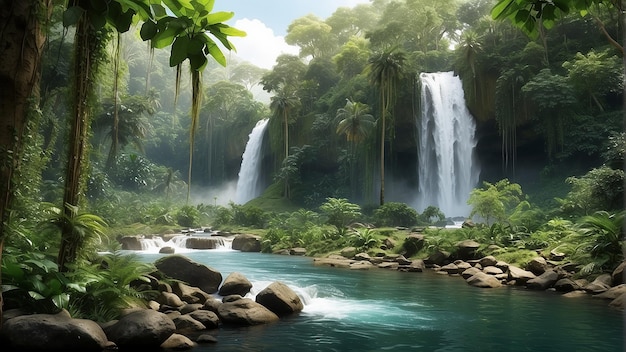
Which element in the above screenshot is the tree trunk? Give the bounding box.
[0,0,52,326]
[379,92,386,206]
[284,110,290,199]
[58,5,98,271]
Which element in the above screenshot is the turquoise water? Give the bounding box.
[135,250,624,352]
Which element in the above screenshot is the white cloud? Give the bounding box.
[229,18,300,70]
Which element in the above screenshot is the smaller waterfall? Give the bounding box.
[235,119,269,204]
[415,71,480,217]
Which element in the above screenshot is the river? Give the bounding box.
[131,247,625,352]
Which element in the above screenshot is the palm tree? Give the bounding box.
[366,48,406,205]
[336,99,375,143]
[269,87,301,198]
[336,99,375,199]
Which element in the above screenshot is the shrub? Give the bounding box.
[557,166,624,216]
[233,205,268,228]
[176,205,200,228]
[373,202,418,227]
[319,198,362,232]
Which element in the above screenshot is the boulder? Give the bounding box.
[231,234,262,252]
[185,237,224,249]
[461,267,482,280]
[609,293,626,310]
[172,281,212,304]
[526,270,559,290]
[478,256,498,268]
[179,303,203,314]
[256,281,304,316]
[402,233,425,257]
[104,309,175,349]
[395,255,412,265]
[219,272,253,297]
[483,266,504,275]
[171,314,206,333]
[119,236,143,250]
[593,284,626,300]
[196,334,219,344]
[408,259,426,272]
[217,297,280,325]
[440,263,460,275]
[155,255,222,294]
[466,272,502,288]
[507,265,536,285]
[354,252,371,261]
[526,257,548,275]
[554,278,582,292]
[202,298,223,313]
[0,310,114,352]
[378,262,399,270]
[611,261,626,285]
[426,250,451,266]
[159,246,175,254]
[161,333,197,350]
[157,291,185,309]
[456,239,481,260]
[188,310,220,329]
[350,260,373,270]
[313,257,354,268]
[585,274,612,294]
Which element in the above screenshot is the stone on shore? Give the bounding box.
[466,272,502,288]
[0,309,114,352]
[155,254,223,294]
[104,309,175,349]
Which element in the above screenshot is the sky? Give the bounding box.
[212,0,372,69]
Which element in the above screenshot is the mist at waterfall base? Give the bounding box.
[133,243,623,352]
[413,71,480,218]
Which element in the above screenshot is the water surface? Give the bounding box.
[135,250,624,352]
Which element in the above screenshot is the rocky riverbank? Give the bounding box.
[0,254,303,351]
[4,229,622,351]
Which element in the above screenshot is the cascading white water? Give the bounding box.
[415,71,480,217]
[235,119,269,204]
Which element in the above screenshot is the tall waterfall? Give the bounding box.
[235,119,269,204]
[415,71,480,217]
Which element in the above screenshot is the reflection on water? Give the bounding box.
[133,250,625,352]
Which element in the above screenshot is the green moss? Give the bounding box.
[246,183,299,213]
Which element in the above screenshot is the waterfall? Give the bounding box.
[235,119,269,204]
[415,71,480,217]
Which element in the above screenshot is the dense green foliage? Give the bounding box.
[2,0,624,323]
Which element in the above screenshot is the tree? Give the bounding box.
[57,0,245,270]
[491,0,624,55]
[336,99,375,143]
[562,50,623,112]
[521,68,576,157]
[260,54,307,93]
[94,95,153,168]
[468,179,526,225]
[269,87,301,199]
[285,14,337,59]
[0,0,54,326]
[366,47,406,205]
[0,0,243,323]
